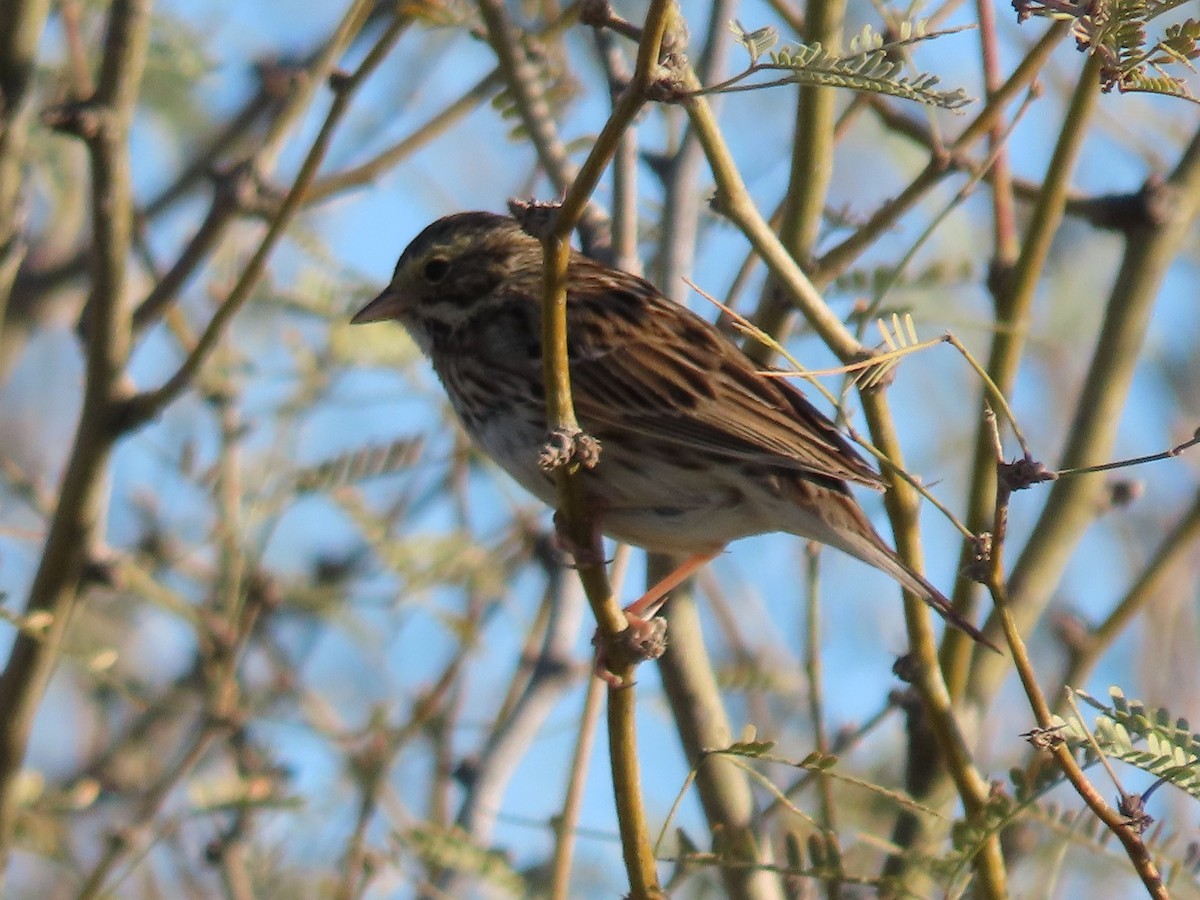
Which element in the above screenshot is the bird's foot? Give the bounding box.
[590,549,721,685]
[592,609,669,687]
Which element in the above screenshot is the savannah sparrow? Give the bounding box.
[351,211,988,650]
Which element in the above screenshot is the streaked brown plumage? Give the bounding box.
[352,211,988,647]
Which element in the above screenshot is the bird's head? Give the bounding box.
[351,211,541,352]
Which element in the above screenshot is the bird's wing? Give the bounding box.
[563,261,883,490]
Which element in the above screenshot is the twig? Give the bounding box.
[982,439,1166,898]
[942,332,1033,458]
[683,84,866,363]
[452,571,583,847]
[0,0,53,340]
[1055,488,1200,702]
[814,22,1071,285]
[549,675,605,899]
[0,0,155,861]
[591,28,639,273]
[76,723,221,898]
[549,497,632,898]
[515,1,681,895]
[803,546,842,900]
[942,47,1106,693]
[974,0,1020,280]
[119,0,387,427]
[741,0,844,363]
[758,697,899,829]
[1057,429,1200,477]
[306,69,504,204]
[475,0,610,255]
[653,0,737,300]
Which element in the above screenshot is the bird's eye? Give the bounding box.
[423,257,450,283]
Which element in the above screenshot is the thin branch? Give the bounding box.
[966,125,1200,709]
[983,444,1167,898]
[119,0,387,428]
[76,721,222,899]
[684,84,866,362]
[0,0,153,861]
[550,675,605,899]
[515,1,680,895]
[0,0,52,342]
[803,546,841,900]
[944,49,1106,688]
[1056,428,1200,477]
[475,0,610,255]
[1053,488,1200,707]
[744,0,845,365]
[452,573,583,847]
[306,68,504,204]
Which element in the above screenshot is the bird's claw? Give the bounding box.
[592,612,668,687]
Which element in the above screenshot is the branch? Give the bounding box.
[475,0,611,256]
[118,0,386,428]
[679,46,1009,900]
[966,125,1200,710]
[509,1,683,895]
[1053,487,1200,709]
[983,446,1167,899]
[941,49,1106,689]
[0,0,51,341]
[0,0,153,863]
[744,0,844,365]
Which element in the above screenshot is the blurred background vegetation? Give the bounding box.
[0,0,1199,897]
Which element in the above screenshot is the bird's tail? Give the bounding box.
[823,503,1001,653]
[883,554,1000,653]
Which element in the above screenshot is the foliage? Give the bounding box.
[1073,687,1200,804]
[1016,0,1200,101]
[0,0,1198,898]
[717,20,974,108]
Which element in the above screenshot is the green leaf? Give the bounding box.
[729,20,779,64]
[1073,687,1200,803]
[402,826,526,897]
[293,439,424,493]
[717,24,974,109]
[722,738,778,758]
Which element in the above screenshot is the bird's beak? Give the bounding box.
[350,285,407,324]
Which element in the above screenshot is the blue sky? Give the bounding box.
[5,1,1199,894]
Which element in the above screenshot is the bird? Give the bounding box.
[351,210,991,664]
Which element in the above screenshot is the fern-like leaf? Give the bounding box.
[402,826,526,897]
[1156,19,1200,66]
[712,22,974,109]
[1116,68,1198,101]
[1016,0,1199,101]
[729,20,779,63]
[293,439,424,493]
[1074,687,1200,803]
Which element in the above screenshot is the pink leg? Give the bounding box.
[623,548,722,621]
[594,548,722,686]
